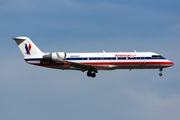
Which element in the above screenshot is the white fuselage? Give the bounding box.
[12,37,174,77]
[24,52,174,71]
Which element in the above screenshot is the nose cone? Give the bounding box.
[170,61,174,66]
[167,61,174,67]
[162,60,174,68]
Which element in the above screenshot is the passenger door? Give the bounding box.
[140,56,145,65]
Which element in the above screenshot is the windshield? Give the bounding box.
[152,55,164,58]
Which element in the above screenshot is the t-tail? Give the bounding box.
[12,37,44,58]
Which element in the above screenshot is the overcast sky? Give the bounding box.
[0,0,180,120]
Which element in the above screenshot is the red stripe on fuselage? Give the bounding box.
[32,61,174,66]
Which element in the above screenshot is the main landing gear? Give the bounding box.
[87,70,98,78]
[159,68,163,77]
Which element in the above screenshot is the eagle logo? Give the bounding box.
[25,43,31,55]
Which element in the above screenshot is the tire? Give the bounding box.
[91,73,96,78]
[87,72,92,77]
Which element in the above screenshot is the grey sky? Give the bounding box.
[0,0,180,120]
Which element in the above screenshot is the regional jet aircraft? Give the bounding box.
[12,37,174,78]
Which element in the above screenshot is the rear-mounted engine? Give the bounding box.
[43,52,66,61]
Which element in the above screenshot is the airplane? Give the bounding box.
[12,37,174,78]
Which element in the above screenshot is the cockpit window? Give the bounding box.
[152,55,164,58]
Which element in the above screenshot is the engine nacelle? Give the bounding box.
[43,52,66,61]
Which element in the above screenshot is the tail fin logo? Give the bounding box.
[25,43,31,55]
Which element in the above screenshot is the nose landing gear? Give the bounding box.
[159,68,163,76]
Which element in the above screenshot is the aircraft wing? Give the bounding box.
[65,61,98,72]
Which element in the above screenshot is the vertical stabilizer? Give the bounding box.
[13,37,43,57]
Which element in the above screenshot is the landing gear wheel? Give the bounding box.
[91,73,96,78]
[159,68,163,77]
[87,72,92,77]
[87,70,97,78]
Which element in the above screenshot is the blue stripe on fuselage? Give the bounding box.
[66,57,166,60]
[24,57,166,62]
[25,58,42,61]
